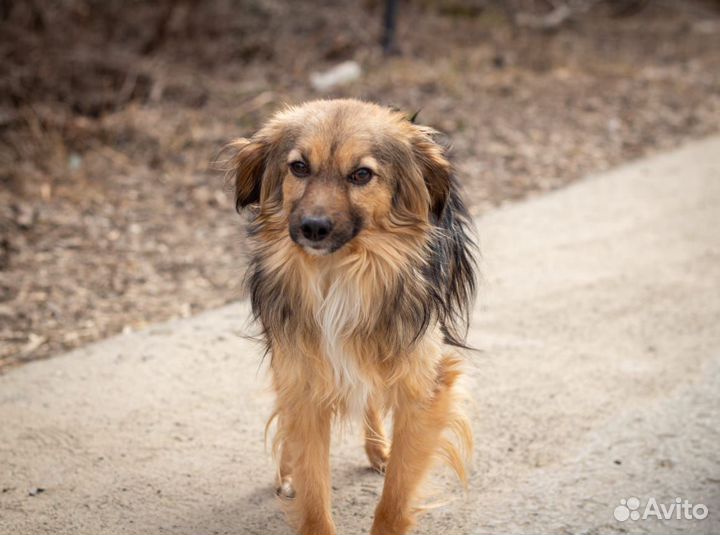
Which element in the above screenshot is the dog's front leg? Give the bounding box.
[371,354,468,535]
[278,395,335,535]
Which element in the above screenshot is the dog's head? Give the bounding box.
[230,99,451,256]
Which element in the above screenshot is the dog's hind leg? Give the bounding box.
[371,354,471,535]
[364,397,389,474]
[276,429,296,499]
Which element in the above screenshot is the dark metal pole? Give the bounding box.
[382,0,398,55]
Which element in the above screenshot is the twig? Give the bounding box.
[515,0,602,31]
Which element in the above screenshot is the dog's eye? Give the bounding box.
[289,161,310,177]
[349,167,373,185]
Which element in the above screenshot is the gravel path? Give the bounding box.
[1,138,719,534]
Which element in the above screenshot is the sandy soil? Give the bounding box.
[2,0,720,369]
[1,138,718,534]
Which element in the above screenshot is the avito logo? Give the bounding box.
[614,497,709,522]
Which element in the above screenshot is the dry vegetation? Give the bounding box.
[1,0,719,369]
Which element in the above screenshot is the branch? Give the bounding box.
[515,0,602,31]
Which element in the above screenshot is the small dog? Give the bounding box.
[229,99,476,535]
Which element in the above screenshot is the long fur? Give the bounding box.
[229,99,477,535]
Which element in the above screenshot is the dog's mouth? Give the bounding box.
[290,232,350,256]
[302,243,334,256]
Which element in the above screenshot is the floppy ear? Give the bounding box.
[412,127,452,220]
[230,137,268,211]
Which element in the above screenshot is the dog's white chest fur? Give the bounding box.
[311,272,371,416]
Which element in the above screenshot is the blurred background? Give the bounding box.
[1,0,719,370]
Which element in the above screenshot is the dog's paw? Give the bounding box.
[275,476,295,499]
[366,448,389,475]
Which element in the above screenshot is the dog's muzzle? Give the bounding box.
[289,212,360,255]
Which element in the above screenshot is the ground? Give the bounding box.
[1,138,718,534]
[1,0,720,368]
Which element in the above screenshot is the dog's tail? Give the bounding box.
[434,352,473,485]
[410,352,473,521]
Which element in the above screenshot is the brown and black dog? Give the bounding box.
[229,99,477,535]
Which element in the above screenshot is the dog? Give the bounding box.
[229,99,477,535]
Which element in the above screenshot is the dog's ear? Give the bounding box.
[230,137,268,211]
[412,126,452,220]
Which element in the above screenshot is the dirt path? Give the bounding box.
[1,138,719,534]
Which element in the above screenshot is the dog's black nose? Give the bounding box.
[300,216,333,242]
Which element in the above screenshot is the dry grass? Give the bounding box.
[1,0,719,369]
